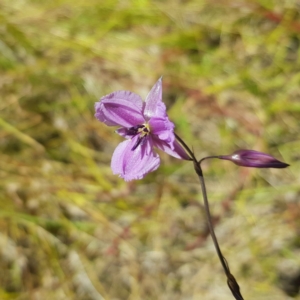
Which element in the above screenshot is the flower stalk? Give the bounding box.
[175,133,244,300]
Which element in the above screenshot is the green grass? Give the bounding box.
[0,0,299,299]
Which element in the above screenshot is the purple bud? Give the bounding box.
[219,150,289,169]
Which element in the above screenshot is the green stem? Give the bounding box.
[175,133,244,300]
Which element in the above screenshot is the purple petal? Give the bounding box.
[152,137,191,160]
[149,116,175,146]
[155,101,168,118]
[95,91,145,127]
[111,136,160,181]
[144,77,163,120]
[219,149,289,168]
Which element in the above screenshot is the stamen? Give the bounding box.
[131,136,144,151]
[128,124,150,151]
[127,125,144,136]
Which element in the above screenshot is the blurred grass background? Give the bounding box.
[0,0,299,299]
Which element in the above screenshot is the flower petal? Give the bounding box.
[144,77,163,120]
[95,91,145,127]
[111,136,160,181]
[149,116,175,146]
[152,137,191,160]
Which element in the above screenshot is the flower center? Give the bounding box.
[127,124,151,151]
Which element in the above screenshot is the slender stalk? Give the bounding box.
[175,133,244,300]
[196,160,244,300]
[198,155,221,164]
[194,162,229,275]
[174,133,195,161]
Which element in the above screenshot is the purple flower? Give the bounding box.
[95,78,190,181]
[219,150,289,169]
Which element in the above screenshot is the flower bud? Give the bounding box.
[219,149,289,169]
